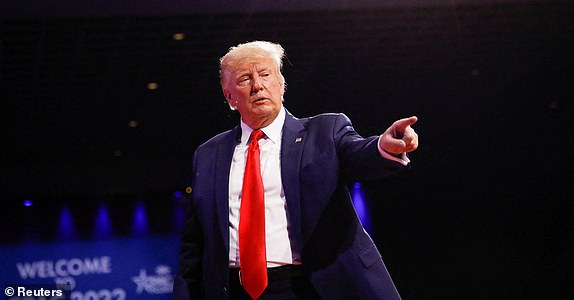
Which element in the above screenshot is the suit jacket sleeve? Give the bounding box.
[333,113,407,182]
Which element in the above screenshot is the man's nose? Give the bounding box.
[251,75,264,93]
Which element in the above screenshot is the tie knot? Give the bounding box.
[250,129,264,142]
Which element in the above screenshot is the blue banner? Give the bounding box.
[1,235,180,300]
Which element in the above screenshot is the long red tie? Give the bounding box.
[239,129,267,299]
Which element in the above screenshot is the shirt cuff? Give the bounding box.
[377,135,410,166]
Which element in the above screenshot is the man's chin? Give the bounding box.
[252,103,275,113]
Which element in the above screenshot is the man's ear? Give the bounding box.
[223,88,236,110]
[280,74,286,97]
[223,88,231,102]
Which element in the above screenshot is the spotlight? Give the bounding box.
[132,201,148,237]
[352,182,371,233]
[173,33,185,41]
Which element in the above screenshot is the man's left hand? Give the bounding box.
[379,116,419,155]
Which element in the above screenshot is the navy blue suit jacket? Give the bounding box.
[173,109,406,299]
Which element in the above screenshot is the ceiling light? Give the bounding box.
[147,82,158,90]
[173,33,185,41]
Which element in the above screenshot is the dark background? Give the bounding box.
[1,0,572,299]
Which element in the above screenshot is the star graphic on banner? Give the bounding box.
[132,269,148,294]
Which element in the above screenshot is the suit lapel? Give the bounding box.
[215,126,241,253]
[281,110,307,251]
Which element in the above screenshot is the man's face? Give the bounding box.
[222,57,284,129]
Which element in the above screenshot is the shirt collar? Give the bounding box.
[240,106,285,146]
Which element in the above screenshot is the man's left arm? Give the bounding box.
[335,114,418,181]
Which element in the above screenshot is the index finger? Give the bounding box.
[394,116,418,131]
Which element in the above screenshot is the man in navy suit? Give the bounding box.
[173,41,419,299]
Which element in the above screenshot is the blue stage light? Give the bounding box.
[352,182,371,234]
[132,201,149,237]
[95,202,113,239]
[23,199,33,207]
[58,205,76,240]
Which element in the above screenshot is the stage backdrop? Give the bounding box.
[1,235,180,300]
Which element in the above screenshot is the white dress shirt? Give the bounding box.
[228,108,300,267]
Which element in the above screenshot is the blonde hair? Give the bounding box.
[219,41,286,87]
